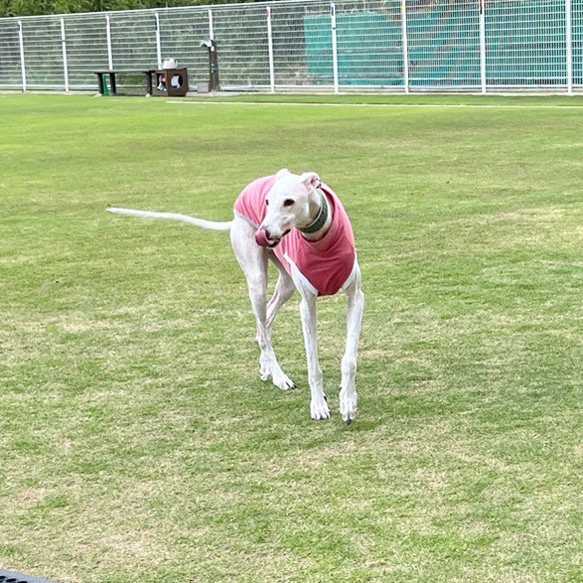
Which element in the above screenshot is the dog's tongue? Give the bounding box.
[255,229,271,247]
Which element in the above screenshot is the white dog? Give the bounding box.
[107,169,364,422]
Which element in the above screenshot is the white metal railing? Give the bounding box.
[0,0,582,93]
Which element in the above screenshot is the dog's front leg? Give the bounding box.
[340,265,364,423]
[299,291,330,420]
[230,218,295,391]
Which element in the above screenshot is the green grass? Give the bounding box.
[185,92,583,106]
[1,93,582,583]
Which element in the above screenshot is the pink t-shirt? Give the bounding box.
[234,176,356,296]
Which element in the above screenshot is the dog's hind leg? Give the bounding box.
[266,269,295,336]
[230,217,295,391]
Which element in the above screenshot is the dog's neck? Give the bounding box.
[298,188,332,241]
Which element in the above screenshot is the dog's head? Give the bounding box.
[255,169,321,248]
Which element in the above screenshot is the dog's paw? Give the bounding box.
[260,359,295,390]
[339,388,357,423]
[273,372,296,391]
[310,395,330,420]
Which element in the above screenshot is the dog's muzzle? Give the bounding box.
[255,228,280,248]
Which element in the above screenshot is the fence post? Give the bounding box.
[331,2,339,93]
[479,0,486,94]
[208,9,214,41]
[105,14,113,70]
[18,20,26,91]
[61,18,69,92]
[155,12,162,69]
[401,0,409,93]
[266,6,275,93]
[566,0,573,95]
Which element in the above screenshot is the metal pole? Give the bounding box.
[331,2,339,93]
[401,0,409,93]
[479,0,486,94]
[155,12,162,69]
[566,0,573,95]
[106,14,113,70]
[18,20,26,91]
[61,18,69,92]
[208,9,214,41]
[266,6,275,93]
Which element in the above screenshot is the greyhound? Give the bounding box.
[107,169,364,422]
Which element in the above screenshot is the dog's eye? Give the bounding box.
[265,199,269,206]
[283,199,295,207]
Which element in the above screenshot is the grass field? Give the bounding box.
[1,93,582,583]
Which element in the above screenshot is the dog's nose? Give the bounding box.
[264,228,272,240]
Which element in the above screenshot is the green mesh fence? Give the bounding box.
[0,0,581,92]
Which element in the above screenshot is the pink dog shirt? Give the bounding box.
[234,175,356,296]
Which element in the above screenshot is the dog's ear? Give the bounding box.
[300,172,321,191]
[276,168,291,179]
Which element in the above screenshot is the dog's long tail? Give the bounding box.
[106,207,232,231]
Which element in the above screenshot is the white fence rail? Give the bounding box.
[1,0,582,93]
